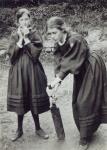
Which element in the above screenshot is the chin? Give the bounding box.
[51,39,56,43]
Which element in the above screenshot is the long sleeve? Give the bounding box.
[54,36,89,80]
[7,32,22,64]
[24,31,43,61]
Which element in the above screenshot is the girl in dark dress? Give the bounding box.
[46,16,107,150]
[7,8,50,141]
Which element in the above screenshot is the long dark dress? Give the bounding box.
[7,29,50,115]
[54,31,107,138]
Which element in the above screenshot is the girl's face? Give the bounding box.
[47,28,63,43]
[18,13,31,28]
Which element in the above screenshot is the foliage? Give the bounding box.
[0,3,106,38]
[0,0,107,7]
[0,3,106,62]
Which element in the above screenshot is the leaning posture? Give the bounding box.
[46,16,107,150]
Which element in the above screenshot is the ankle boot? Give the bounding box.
[36,128,49,139]
[79,137,89,150]
[11,129,23,142]
[11,115,24,142]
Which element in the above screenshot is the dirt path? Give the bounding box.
[1,62,107,150]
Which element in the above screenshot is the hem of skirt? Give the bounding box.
[7,94,49,99]
[7,109,29,115]
[34,107,50,115]
[79,113,100,127]
[80,124,100,138]
[101,106,107,123]
[101,115,107,123]
[7,107,50,115]
[79,113,101,138]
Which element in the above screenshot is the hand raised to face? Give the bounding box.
[17,27,24,39]
[20,26,30,37]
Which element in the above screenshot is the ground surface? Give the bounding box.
[0,62,107,150]
[0,6,107,148]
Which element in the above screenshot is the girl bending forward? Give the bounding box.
[46,16,107,150]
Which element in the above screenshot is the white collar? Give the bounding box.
[58,33,67,46]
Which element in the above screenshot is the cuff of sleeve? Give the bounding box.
[24,38,31,45]
[55,76,62,82]
[57,72,66,80]
[17,42,23,48]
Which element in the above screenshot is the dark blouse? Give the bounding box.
[7,29,43,64]
[7,29,50,115]
[54,32,90,80]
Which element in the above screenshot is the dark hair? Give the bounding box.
[16,8,30,22]
[46,16,71,34]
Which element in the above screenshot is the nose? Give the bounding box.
[24,22,27,26]
[51,34,55,39]
[48,34,53,40]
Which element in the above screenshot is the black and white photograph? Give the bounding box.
[0,0,107,150]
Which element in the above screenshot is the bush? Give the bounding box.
[0,3,106,38]
[0,3,106,62]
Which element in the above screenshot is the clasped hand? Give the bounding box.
[17,26,29,39]
[46,77,62,97]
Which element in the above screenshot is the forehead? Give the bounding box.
[19,13,30,19]
[47,28,60,33]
